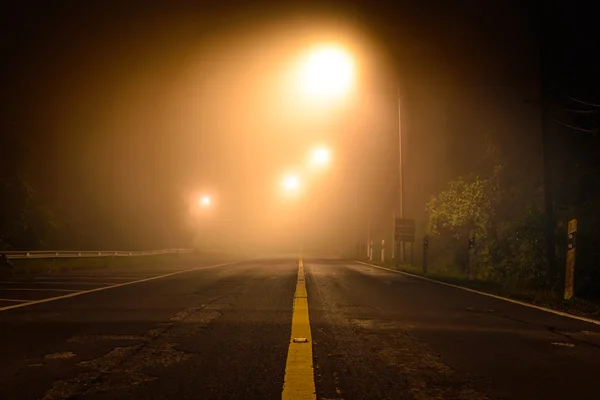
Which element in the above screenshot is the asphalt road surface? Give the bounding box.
[1,258,600,400]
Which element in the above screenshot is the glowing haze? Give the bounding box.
[295,45,355,101]
[4,3,543,257]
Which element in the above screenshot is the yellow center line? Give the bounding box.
[282,258,316,400]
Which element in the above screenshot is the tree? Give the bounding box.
[0,173,63,250]
[426,165,550,288]
[427,166,502,240]
[426,166,502,274]
[0,129,64,250]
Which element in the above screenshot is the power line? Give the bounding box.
[567,96,600,108]
[552,118,597,134]
[563,109,598,114]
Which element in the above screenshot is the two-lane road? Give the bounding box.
[1,258,599,399]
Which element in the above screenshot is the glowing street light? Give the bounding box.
[282,174,301,194]
[199,195,212,208]
[296,44,355,101]
[308,145,331,168]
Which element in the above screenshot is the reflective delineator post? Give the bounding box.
[564,218,577,300]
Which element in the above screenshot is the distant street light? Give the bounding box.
[308,145,331,169]
[279,172,305,257]
[199,195,212,208]
[282,174,301,194]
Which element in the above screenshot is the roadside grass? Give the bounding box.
[359,259,600,321]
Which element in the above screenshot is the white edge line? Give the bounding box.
[0,298,31,303]
[0,261,239,312]
[355,261,600,327]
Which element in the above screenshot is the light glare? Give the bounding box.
[199,195,211,207]
[282,174,300,192]
[297,45,354,99]
[309,146,331,167]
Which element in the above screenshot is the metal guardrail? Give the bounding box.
[1,249,193,260]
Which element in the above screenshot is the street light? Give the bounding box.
[279,172,304,256]
[199,195,212,208]
[294,44,404,263]
[293,44,357,256]
[308,145,331,169]
[282,173,301,194]
[296,44,355,102]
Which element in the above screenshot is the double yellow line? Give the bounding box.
[282,259,316,400]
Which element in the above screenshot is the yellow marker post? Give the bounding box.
[282,259,316,400]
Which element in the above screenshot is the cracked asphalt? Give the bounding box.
[1,258,600,400]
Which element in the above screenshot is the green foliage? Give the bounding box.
[426,166,504,276]
[426,165,552,291]
[487,205,552,291]
[426,166,502,240]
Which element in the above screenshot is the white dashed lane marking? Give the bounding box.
[0,261,238,312]
[0,270,186,306]
[0,272,173,304]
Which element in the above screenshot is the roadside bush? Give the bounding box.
[487,205,551,291]
[427,233,469,277]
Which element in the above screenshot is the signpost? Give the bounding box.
[564,218,577,300]
[394,218,415,267]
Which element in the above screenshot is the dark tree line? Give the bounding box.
[0,131,66,250]
[425,1,600,300]
[425,99,600,300]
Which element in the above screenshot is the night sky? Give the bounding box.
[1,1,597,251]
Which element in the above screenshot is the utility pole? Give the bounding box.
[397,85,405,265]
[540,2,558,279]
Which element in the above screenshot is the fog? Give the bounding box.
[2,1,542,255]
